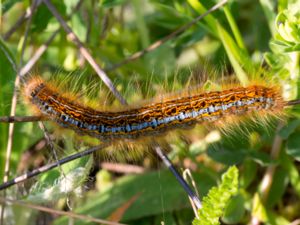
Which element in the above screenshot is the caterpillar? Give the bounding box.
[23,76,286,142]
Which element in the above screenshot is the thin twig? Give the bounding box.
[1,1,39,224]
[0,0,82,129]
[11,0,86,186]
[3,0,38,183]
[106,0,228,72]
[153,143,202,210]
[2,0,43,40]
[286,99,300,106]
[0,144,109,190]
[0,116,45,123]
[3,14,27,40]
[37,122,71,208]
[38,122,65,175]
[19,0,84,78]
[0,197,126,225]
[0,141,204,210]
[19,30,59,77]
[183,169,201,217]
[0,44,17,73]
[42,0,127,105]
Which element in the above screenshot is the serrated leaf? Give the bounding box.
[193,166,239,225]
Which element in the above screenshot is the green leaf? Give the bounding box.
[265,168,288,208]
[275,11,300,44]
[71,14,87,42]
[207,144,246,165]
[31,0,66,33]
[193,166,239,225]
[240,159,257,188]
[278,119,300,139]
[54,170,216,224]
[259,0,277,35]
[286,131,300,161]
[145,43,176,75]
[31,4,53,33]
[248,151,274,166]
[281,151,300,198]
[252,193,290,225]
[222,194,245,224]
[151,3,191,30]
[63,0,80,14]
[2,0,22,13]
[216,24,250,85]
[99,0,128,8]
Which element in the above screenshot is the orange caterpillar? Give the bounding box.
[23,76,286,142]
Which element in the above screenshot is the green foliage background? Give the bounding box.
[1,0,300,224]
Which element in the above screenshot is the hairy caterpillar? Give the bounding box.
[23,76,286,142]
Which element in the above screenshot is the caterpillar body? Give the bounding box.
[24,76,286,141]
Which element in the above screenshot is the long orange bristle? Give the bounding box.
[23,76,286,142]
